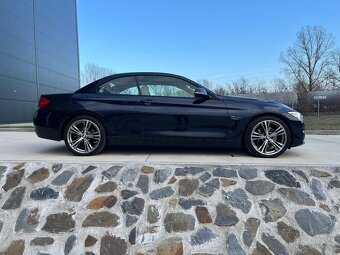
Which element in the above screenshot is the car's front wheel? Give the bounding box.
[64,115,106,156]
[244,116,291,158]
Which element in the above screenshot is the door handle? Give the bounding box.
[140,99,156,105]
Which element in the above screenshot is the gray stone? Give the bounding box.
[277,221,300,243]
[164,213,195,232]
[2,186,26,210]
[154,169,172,183]
[262,233,289,255]
[226,233,246,255]
[121,168,138,184]
[296,245,323,255]
[0,166,7,180]
[82,211,120,227]
[239,168,257,180]
[64,175,94,202]
[121,189,138,200]
[260,198,287,222]
[101,165,122,179]
[129,227,136,245]
[179,178,199,196]
[175,166,205,176]
[199,172,212,182]
[191,227,217,245]
[245,180,275,195]
[242,218,260,247]
[51,170,74,186]
[214,203,239,226]
[81,165,96,174]
[198,178,220,197]
[222,188,252,213]
[0,220,3,233]
[136,174,149,194]
[278,188,315,206]
[292,169,309,183]
[2,169,24,191]
[37,253,51,255]
[15,208,39,233]
[64,235,77,255]
[30,187,59,200]
[52,163,63,173]
[147,205,160,224]
[265,170,301,188]
[126,214,138,227]
[311,169,331,178]
[150,186,175,200]
[311,179,327,201]
[295,209,335,237]
[178,198,206,209]
[121,197,145,215]
[42,212,75,233]
[329,179,340,188]
[213,167,237,178]
[27,167,50,183]
[100,234,127,255]
[335,235,340,244]
[30,237,54,246]
[195,206,212,223]
[95,181,117,192]
[251,242,272,255]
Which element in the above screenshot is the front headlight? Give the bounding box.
[288,111,303,122]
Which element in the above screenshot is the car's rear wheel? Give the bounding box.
[64,115,106,156]
[244,116,290,158]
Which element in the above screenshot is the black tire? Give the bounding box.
[64,115,107,156]
[244,115,291,158]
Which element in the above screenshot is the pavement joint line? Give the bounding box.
[0,159,339,167]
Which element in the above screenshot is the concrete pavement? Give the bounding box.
[0,132,339,165]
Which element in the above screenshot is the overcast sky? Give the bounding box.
[77,0,340,85]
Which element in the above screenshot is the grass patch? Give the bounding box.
[304,115,340,130]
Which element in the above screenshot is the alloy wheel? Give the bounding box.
[66,119,101,154]
[250,120,287,156]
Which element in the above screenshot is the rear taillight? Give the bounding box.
[38,98,50,109]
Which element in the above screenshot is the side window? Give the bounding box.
[97,76,139,95]
[137,76,196,98]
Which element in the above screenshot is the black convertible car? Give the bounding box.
[34,72,304,157]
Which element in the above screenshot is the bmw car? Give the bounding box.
[33,72,304,157]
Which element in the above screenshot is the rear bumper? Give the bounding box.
[33,110,62,141]
[34,125,61,141]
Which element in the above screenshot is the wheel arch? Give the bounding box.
[60,111,107,140]
[242,112,293,148]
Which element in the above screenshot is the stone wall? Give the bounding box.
[0,162,339,255]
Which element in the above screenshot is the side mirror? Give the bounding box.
[194,88,210,99]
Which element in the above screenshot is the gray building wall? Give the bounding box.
[0,0,80,124]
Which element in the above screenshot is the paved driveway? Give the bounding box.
[0,132,339,165]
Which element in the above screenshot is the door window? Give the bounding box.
[137,76,196,98]
[97,76,139,95]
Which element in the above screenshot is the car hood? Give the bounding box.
[218,95,293,110]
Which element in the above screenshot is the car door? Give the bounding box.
[134,75,229,143]
[77,76,142,141]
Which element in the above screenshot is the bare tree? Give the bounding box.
[280,25,336,111]
[326,49,340,89]
[271,78,291,93]
[197,79,213,89]
[81,63,115,86]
